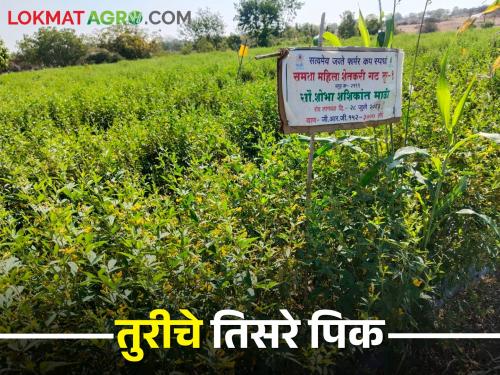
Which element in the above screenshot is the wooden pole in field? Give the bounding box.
[237,55,243,80]
[305,12,325,209]
[236,39,248,81]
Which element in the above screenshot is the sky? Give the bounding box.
[0,0,490,50]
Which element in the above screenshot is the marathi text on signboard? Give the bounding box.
[277,47,404,134]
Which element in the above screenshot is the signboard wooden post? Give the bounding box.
[256,13,404,218]
[305,12,326,206]
[277,47,404,134]
[279,46,404,209]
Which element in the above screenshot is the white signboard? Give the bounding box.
[278,47,404,134]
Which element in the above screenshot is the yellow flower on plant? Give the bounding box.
[60,247,76,255]
[412,278,423,287]
[220,245,229,256]
[132,217,145,225]
[493,56,500,73]
[163,283,173,293]
[117,304,127,316]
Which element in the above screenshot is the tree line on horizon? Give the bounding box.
[0,1,496,73]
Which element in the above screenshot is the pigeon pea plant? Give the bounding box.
[0,12,498,372]
[309,5,499,252]
[422,51,499,249]
[358,52,499,252]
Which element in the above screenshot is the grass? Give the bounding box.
[0,28,498,373]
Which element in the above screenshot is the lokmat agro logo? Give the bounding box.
[127,11,143,25]
[86,10,146,25]
[85,10,191,26]
[7,10,191,26]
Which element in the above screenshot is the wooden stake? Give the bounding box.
[306,133,315,205]
[255,51,281,60]
[236,54,244,81]
[236,39,247,81]
[305,12,325,209]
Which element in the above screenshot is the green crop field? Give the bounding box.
[0,29,498,373]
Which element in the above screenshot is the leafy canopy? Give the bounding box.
[235,0,303,46]
[97,26,159,60]
[0,39,8,71]
[338,11,357,39]
[180,8,225,47]
[17,28,87,67]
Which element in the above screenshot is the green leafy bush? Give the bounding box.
[16,28,87,68]
[0,39,8,72]
[97,26,159,60]
[84,48,123,64]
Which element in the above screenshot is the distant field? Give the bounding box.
[398,15,500,33]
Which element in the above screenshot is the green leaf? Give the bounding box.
[323,31,342,47]
[357,10,371,47]
[408,167,429,186]
[436,52,451,133]
[0,256,21,275]
[236,236,258,250]
[483,1,500,15]
[451,76,476,131]
[436,176,468,219]
[255,280,280,290]
[457,209,500,238]
[313,136,371,158]
[294,135,337,144]
[477,132,500,144]
[447,134,476,158]
[314,143,334,157]
[447,132,499,159]
[431,156,443,176]
[360,159,388,186]
[384,16,394,48]
[277,137,293,145]
[97,268,116,290]
[376,31,384,47]
[393,146,430,160]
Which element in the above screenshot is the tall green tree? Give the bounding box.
[365,14,381,35]
[17,28,87,67]
[97,26,159,60]
[338,11,357,39]
[180,8,225,50]
[235,0,303,46]
[0,39,8,72]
